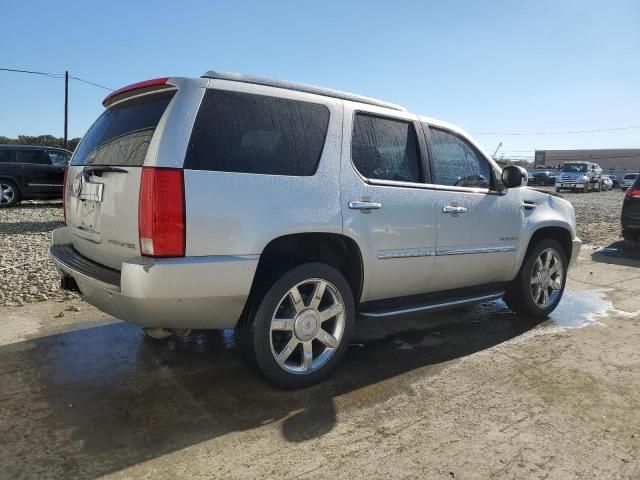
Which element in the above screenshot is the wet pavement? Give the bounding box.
[1,251,640,479]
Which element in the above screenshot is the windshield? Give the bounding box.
[562,163,588,173]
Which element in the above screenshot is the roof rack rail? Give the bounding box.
[201,70,406,112]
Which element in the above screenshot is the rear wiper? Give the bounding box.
[83,166,128,177]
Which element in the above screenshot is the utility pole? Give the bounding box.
[64,70,69,149]
[492,142,502,160]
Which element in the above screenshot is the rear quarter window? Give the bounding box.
[184,89,330,176]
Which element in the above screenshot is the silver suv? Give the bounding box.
[50,71,581,388]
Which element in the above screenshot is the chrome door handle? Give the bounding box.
[442,205,467,214]
[349,200,382,210]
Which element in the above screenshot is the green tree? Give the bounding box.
[0,135,81,151]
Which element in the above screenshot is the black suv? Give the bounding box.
[531,170,557,186]
[622,175,640,244]
[0,145,71,207]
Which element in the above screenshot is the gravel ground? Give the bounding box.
[537,186,627,245]
[0,189,627,307]
[0,201,77,306]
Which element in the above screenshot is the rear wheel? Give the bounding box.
[623,229,639,244]
[0,180,20,207]
[238,263,355,388]
[504,239,567,318]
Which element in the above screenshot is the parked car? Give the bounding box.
[621,173,639,191]
[606,175,620,188]
[0,144,71,207]
[601,176,613,191]
[621,175,640,243]
[50,72,581,388]
[555,161,603,193]
[530,170,557,186]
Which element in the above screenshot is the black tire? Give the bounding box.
[237,263,355,389]
[623,229,639,243]
[555,187,561,193]
[0,180,21,207]
[504,238,568,318]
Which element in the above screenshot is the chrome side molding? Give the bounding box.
[436,245,517,256]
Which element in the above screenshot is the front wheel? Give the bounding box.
[504,239,567,318]
[238,263,355,389]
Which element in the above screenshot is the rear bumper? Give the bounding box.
[570,237,582,267]
[50,228,258,329]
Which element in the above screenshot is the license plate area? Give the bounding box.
[79,200,100,234]
[79,181,104,202]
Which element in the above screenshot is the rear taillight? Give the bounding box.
[138,167,185,257]
[62,167,69,224]
[625,188,640,199]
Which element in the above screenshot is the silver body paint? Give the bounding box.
[51,75,581,329]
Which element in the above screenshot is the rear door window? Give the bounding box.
[0,150,16,163]
[185,89,330,176]
[17,150,49,164]
[351,113,421,183]
[71,92,174,166]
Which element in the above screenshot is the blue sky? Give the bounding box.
[1,0,638,159]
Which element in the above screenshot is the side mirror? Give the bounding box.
[501,165,527,188]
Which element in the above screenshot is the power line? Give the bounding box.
[0,67,64,79]
[0,66,113,91]
[473,126,640,135]
[69,75,113,91]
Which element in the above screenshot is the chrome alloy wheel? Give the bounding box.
[269,278,346,374]
[530,248,563,307]
[0,183,15,205]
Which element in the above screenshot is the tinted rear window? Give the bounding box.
[184,89,330,176]
[0,150,15,163]
[71,93,173,166]
[352,114,420,183]
[17,150,49,164]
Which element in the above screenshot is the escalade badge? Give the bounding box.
[71,173,83,197]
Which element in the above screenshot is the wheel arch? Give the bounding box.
[0,175,24,193]
[523,225,573,266]
[240,232,365,325]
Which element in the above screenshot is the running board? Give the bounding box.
[358,291,505,318]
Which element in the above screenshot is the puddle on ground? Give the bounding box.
[505,288,637,344]
[542,289,612,329]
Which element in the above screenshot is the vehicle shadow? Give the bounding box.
[591,241,640,267]
[1,302,545,479]
[0,221,63,234]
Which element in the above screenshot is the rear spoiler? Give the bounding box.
[102,78,176,108]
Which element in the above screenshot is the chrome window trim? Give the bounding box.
[366,177,490,194]
[27,183,64,187]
